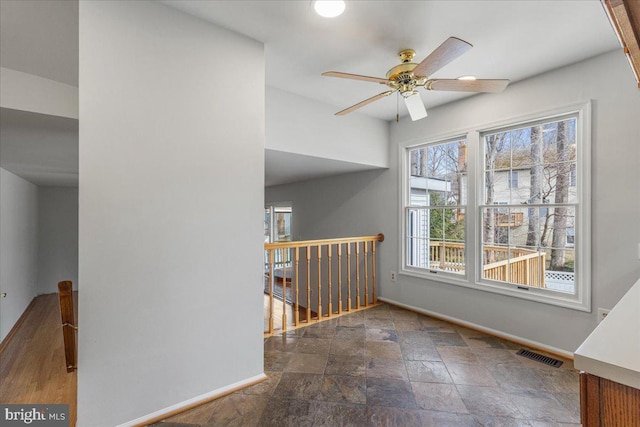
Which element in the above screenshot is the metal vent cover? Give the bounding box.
[516,349,564,368]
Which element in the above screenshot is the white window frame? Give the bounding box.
[399,101,591,312]
[401,136,470,285]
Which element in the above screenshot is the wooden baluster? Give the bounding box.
[440,242,445,269]
[356,242,361,309]
[372,240,377,304]
[306,246,311,323]
[317,244,322,319]
[269,249,274,334]
[347,243,352,311]
[57,281,76,372]
[364,241,369,306]
[295,247,299,326]
[327,244,332,317]
[281,248,287,332]
[337,244,343,313]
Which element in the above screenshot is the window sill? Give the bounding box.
[399,267,590,312]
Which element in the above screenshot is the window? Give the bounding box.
[566,227,575,246]
[405,138,467,276]
[482,116,579,295]
[401,102,591,311]
[570,165,576,187]
[508,171,519,188]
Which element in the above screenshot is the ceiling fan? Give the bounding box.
[322,37,510,121]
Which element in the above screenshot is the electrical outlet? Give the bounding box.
[390,271,397,282]
[597,308,610,323]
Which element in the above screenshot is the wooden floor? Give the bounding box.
[0,293,77,426]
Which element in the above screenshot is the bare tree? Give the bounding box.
[410,148,426,176]
[484,133,505,247]
[550,120,570,269]
[526,125,543,246]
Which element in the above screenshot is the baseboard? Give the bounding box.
[0,296,37,355]
[120,373,268,427]
[378,297,574,360]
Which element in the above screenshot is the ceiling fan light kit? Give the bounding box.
[403,91,428,121]
[322,37,510,121]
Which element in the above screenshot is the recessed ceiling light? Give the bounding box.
[458,75,477,81]
[313,0,346,18]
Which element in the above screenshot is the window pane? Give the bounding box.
[407,206,465,275]
[485,131,511,171]
[485,119,577,206]
[541,207,575,250]
[482,209,553,289]
[407,209,429,238]
[407,237,430,269]
[482,207,510,246]
[406,139,467,275]
[409,147,428,207]
[410,177,428,206]
[544,161,578,204]
[443,207,465,274]
[542,248,576,294]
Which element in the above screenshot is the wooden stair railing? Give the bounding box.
[264,234,384,335]
[57,281,77,372]
[603,0,640,88]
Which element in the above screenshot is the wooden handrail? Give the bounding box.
[57,281,77,372]
[604,0,640,88]
[265,233,384,250]
[425,242,546,288]
[264,234,384,335]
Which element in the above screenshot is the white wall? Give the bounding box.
[0,168,38,342]
[0,67,79,119]
[37,187,78,294]
[267,86,388,168]
[78,2,265,425]
[267,49,640,354]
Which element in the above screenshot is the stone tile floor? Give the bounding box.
[154,304,580,426]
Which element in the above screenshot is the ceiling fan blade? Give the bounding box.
[336,90,395,115]
[404,93,428,121]
[412,37,473,78]
[427,79,510,93]
[322,71,388,84]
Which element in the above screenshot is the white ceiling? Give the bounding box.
[163,0,620,121]
[0,1,620,187]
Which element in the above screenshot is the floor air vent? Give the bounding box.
[516,349,563,368]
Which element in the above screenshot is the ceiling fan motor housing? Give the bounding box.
[386,64,427,95]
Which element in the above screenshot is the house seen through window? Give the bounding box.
[482,117,579,295]
[402,106,589,310]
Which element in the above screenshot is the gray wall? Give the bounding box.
[78,2,265,425]
[266,49,640,354]
[0,167,38,342]
[37,186,78,294]
[267,170,388,314]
